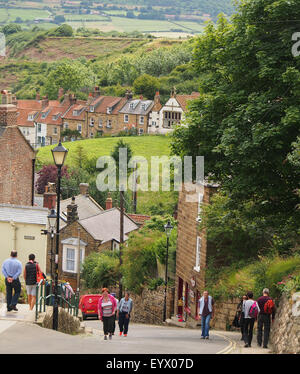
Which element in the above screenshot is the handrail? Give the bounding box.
[35,280,79,322]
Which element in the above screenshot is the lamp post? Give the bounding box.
[51,140,68,330]
[163,220,173,322]
[48,209,57,280]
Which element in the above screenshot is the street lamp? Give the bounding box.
[51,140,68,331]
[48,209,57,280]
[163,220,173,322]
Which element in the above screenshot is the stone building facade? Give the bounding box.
[0,90,36,206]
[174,182,218,326]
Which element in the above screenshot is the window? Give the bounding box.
[63,246,85,273]
[139,116,144,125]
[106,120,112,128]
[53,127,57,135]
[194,236,202,272]
[64,122,68,129]
[90,106,95,113]
[99,119,103,128]
[37,123,41,132]
[139,128,144,135]
[124,114,129,123]
[66,248,75,272]
[77,124,82,133]
[130,103,134,110]
[90,132,94,138]
[196,192,204,222]
[28,115,33,121]
[90,118,95,127]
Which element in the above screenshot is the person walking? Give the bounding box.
[243,291,260,348]
[257,288,276,349]
[110,293,119,336]
[98,288,117,341]
[23,254,44,310]
[1,251,22,312]
[118,292,133,337]
[233,295,247,340]
[198,290,215,340]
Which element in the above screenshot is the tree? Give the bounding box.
[1,24,22,35]
[36,164,69,194]
[52,24,73,37]
[171,1,300,258]
[133,74,160,99]
[54,15,66,24]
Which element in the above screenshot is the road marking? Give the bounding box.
[214,332,236,354]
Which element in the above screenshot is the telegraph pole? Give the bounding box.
[119,188,124,301]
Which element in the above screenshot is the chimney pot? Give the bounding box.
[105,193,113,210]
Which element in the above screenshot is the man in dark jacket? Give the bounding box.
[257,288,276,349]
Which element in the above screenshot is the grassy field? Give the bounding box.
[36,135,177,215]
[0,9,51,23]
[36,135,172,168]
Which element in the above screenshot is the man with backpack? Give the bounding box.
[257,288,276,349]
[243,291,260,348]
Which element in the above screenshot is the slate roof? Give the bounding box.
[60,194,104,228]
[119,99,154,115]
[79,208,138,244]
[0,204,48,225]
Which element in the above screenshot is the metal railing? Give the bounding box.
[35,280,80,322]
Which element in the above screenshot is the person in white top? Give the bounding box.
[243,291,260,347]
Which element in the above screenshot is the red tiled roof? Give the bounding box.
[17,100,42,110]
[176,92,200,111]
[127,214,151,226]
[16,108,39,127]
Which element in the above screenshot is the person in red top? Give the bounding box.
[257,288,276,349]
[98,288,118,340]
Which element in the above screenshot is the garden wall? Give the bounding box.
[209,297,241,331]
[270,292,300,354]
[130,286,175,325]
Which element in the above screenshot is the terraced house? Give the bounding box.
[118,94,154,135]
[86,88,128,137]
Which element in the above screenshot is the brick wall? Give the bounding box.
[0,126,35,206]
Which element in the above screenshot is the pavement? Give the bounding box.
[0,301,273,355]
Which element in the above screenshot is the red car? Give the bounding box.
[79,294,101,320]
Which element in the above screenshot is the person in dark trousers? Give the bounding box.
[23,254,44,310]
[1,251,22,312]
[243,291,260,347]
[118,292,133,337]
[198,290,215,339]
[233,295,247,340]
[98,288,117,341]
[257,288,276,349]
[110,293,119,335]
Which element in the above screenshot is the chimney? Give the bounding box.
[171,86,177,98]
[154,91,161,104]
[93,86,100,98]
[67,196,78,225]
[79,183,89,196]
[69,93,77,106]
[125,90,133,100]
[87,92,94,106]
[43,182,56,210]
[105,193,113,210]
[41,96,49,109]
[0,90,18,127]
[12,94,17,106]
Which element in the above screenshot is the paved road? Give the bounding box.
[0,318,229,354]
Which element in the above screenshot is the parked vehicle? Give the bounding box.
[79,294,101,320]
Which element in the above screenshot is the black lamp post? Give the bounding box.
[163,220,173,322]
[51,140,68,331]
[48,209,57,280]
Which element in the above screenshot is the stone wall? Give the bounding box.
[270,292,300,354]
[210,297,241,331]
[130,286,175,325]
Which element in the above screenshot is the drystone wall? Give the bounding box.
[270,292,300,354]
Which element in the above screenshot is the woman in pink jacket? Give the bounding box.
[98,288,117,340]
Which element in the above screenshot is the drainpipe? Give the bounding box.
[10,221,17,252]
[32,157,36,206]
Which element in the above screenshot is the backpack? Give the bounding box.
[249,301,258,319]
[264,299,275,314]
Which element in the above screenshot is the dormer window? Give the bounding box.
[28,114,34,121]
[73,110,78,116]
[130,103,134,110]
[90,106,95,113]
[107,107,112,114]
